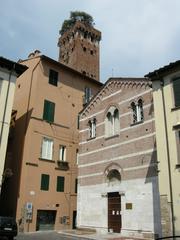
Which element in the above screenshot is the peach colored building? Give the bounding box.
[77,78,161,239]
[0,20,102,232]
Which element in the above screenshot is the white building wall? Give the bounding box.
[77,177,161,237]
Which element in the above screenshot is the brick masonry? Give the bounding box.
[77,78,161,238]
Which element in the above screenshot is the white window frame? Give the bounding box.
[41,137,53,160]
[89,118,96,138]
[131,99,143,124]
[105,107,120,137]
[59,145,66,161]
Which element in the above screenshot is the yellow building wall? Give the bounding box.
[0,70,17,190]
[152,71,180,236]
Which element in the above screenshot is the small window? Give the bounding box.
[88,118,96,138]
[49,69,58,86]
[59,145,66,161]
[77,114,80,129]
[41,137,53,160]
[105,107,120,137]
[173,78,180,107]
[76,149,79,165]
[57,176,64,192]
[41,174,50,191]
[131,99,144,124]
[75,178,78,193]
[84,87,92,104]
[43,100,55,123]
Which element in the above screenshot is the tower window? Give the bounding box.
[90,50,93,55]
[83,47,86,52]
[84,87,92,104]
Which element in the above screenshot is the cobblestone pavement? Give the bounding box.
[12,230,151,240]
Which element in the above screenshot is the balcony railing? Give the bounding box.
[57,160,69,171]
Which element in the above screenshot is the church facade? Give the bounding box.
[77,77,161,238]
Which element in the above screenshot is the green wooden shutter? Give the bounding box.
[41,174,49,191]
[43,100,55,122]
[57,176,64,192]
[173,78,180,107]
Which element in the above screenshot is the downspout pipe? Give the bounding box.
[160,78,175,236]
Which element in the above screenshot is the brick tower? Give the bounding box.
[58,21,101,81]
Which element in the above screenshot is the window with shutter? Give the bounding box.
[49,69,58,86]
[43,100,55,122]
[41,174,50,191]
[173,78,180,107]
[56,176,64,192]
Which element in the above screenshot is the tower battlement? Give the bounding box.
[58,21,101,81]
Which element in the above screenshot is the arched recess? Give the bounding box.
[104,163,122,182]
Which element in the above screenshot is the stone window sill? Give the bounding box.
[39,158,55,163]
[171,106,180,112]
[105,134,119,141]
[87,136,96,141]
[130,120,143,126]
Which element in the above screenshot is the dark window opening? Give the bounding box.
[49,69,58,86]
[75,179,78,193]
[107,169,121,181]
[173,78,180,107]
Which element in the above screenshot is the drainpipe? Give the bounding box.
[160,79,175,236]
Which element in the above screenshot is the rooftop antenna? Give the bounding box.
[112,68,114,77]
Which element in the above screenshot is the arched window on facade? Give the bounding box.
[131,99,144,124]
[107,169,121,182]
[105,107,120,137]
[88,118,96,138]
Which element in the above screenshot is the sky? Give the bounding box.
[1,0,180,83]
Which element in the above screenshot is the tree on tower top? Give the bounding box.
[60,11,95,35]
